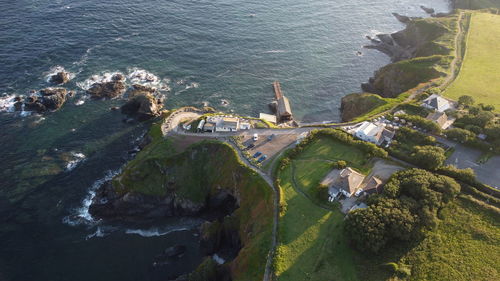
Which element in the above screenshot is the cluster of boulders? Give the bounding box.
[49,71,70,85]
[120,84,165,121]
[11,70,166,121]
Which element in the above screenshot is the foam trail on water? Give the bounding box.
[65,152,86,172]
[62,169,122,226]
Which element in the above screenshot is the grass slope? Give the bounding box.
[444,12,500,110]
[401,197,500,281]
[274,166,358,281]
[274,137,373,281]
[274,135,500,281]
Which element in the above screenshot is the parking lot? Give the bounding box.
[242,133,298,165]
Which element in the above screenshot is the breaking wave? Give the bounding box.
[62,168,122,227]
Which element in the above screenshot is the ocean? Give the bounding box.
[0,0,450,280]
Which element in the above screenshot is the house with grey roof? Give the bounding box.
[422,94,454,112]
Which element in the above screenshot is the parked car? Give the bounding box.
[253,134,259,141]
[268,134,275,141]
[257,155,267,163]
[253,151,262,158]
[246,144,255,150]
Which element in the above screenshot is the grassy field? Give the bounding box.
[401,196,500,281]
[444,12,500,110]
[274,134,500,280]
[274,166,359,281]
[273,137,374,281]
[297,137,372,174]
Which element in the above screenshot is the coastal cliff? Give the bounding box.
[89,122,273,281]
[341,12,459,121]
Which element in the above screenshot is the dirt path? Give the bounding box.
[440,11,467,90]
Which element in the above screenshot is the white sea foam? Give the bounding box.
[62,169,122,226]
[45,66,75,83]
[125,227,190,237]
[263,50,287,54]
[127,68,161,86]
[76,71,124,90]
[65,152,86,172]
[213,254,225,265]
[0,94,17,113]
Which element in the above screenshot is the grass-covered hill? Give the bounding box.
[444,12,500,110]
[368,14,459,98]
[273,129,500,281]
[92,122,274,281]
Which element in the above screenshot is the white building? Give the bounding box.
[215,117,240,132]
[422,94,453,112]
[354,121,395,146]
[240,122,251,130]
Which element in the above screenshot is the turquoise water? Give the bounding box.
[0,0,449,280]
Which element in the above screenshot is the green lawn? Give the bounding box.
[274,166,359,281]
[273,137,375,281]
[273,133,500,281]
[297,137,372,174]
[444,12,500,110]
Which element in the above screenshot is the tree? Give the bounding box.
[445,128,476,143]
[458,95,474,107]
[411,145,446,170]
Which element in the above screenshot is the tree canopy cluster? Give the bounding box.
[345,169,460,253]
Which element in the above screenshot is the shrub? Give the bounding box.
[411,145,446,170]
[445,128,476,143]
[458,95,475,107]
[398,114,442,134]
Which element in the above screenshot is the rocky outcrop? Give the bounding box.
[23,88,68,113]
[89,182,206,221]
[87,74,126,99]
[121,84,164,121]
[49,71,70,85]
[340,93,387,122]
[392,13,411,24]
[420,5,435,15]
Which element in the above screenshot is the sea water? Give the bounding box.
[0,0,450,280]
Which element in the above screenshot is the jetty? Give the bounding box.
[272,81,293,122]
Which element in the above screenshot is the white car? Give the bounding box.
[253,134,259,141]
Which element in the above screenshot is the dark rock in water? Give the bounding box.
[87,80,126,99]
[129,84,157,95]
[88,181,205,221]
[392,13,411,24]
[49,71,70,85]
[377,34,394,46]
[14,101,23,111]
[39,88,68,110]
[68,90,75,97]
[121,93,163,122]
[164,245,187,258]
[24,88,68,113]
[420,5,435,14]
[112,73,125,82]
[14,96,22,102]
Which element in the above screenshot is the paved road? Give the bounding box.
[446,144,500,188]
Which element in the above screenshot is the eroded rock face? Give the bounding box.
[87,74,126,99]
[49,71,70,85]
[121,84,164,121]
[88,181,205,221]
[23,88,68,113]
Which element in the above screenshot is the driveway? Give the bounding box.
[446,144,500,188]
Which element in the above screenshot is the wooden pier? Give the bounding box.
[273,81,284,100]
[272,81,293,122]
